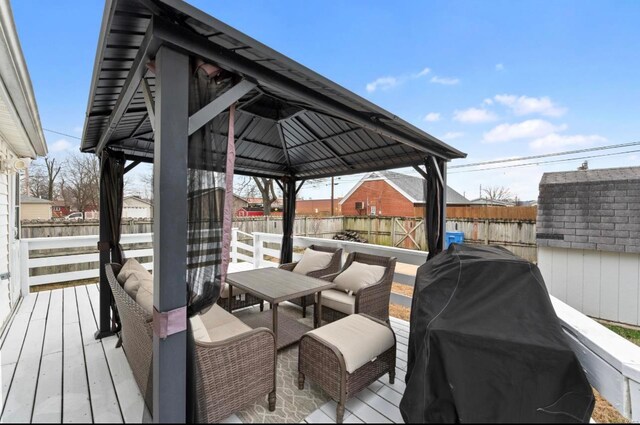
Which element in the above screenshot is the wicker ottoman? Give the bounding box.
[298,314,396,423]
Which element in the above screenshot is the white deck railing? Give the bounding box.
[19,229,640,421]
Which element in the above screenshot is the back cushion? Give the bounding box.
[118,258,152,299]
[136,285,154,316]
[292,248,333,275]
[334,261,387,295]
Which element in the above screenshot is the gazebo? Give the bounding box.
[80,0,466,422]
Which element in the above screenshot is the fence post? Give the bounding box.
[484,219,489,245]
[20,240,30,297]
[231,227,238,263]
[253,233,263,268]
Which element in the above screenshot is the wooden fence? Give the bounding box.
[22,215,537,262]
[447,206,537,221]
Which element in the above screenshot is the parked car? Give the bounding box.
[64,212,83,221]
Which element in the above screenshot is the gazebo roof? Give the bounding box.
[81,0,465,179]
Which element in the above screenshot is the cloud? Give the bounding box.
[453,107,498,123]
[423,112,441,122]
[483,98,494,105]
[495,63,504,71]
[366,67,431,93]
[50,138,73,152]
[366,76,399,93]
[414,67,431,78]
[494,94,567,117]
[529,133,606,150]
[430,76,460,85]
[442,132,464,140]
[483,119,567,143]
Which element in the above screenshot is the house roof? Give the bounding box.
[20,195,53,204]
[339,170,470,205]
[80,0,465,180]
[537,166,640,254]
[123,195,153,205]
[469,198,514,207]
[540,166,640,185]
[0,0,47,158]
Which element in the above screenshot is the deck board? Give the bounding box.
[1,285,410,424]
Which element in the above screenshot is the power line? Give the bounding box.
[449,148,640,174]
[43,128,82,140]
[450,141,640,169]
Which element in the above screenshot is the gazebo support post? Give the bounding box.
[280,176,297,264]
[95,159,114,339]
[152,45,189,423]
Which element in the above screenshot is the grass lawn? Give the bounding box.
[601,322,640,346]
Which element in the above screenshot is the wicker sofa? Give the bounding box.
[278,245,342,317]
[316,252,396,325]
[106,263,276,422]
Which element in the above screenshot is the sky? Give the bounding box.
[11,0,640,202]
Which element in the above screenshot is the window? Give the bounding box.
[370,205,376,216]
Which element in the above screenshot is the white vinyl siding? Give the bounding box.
[0,137,17,330]
[539,246,640,326]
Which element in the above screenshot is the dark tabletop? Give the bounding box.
[225,267,336,304]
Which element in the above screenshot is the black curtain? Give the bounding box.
[100,149,125,264]
[424,157,444,260]
[280,177,296,264]
[186,59,234,422]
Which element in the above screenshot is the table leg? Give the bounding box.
[228,285,233,313]
[272,303,279,349]
[315,291,322,329]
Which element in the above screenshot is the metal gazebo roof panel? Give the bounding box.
[81,0,466,179]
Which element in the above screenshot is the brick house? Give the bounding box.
[536,166,640,326]
[295,198,342,216]
[339,170,470,217]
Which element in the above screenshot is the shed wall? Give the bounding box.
[341,180,416,217]
[538,246,640,326]
[20,203,51,221]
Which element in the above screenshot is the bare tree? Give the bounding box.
[253,177,279,215]
[27,162,48,198]
[481,186,515,203]
[64,153,100,218]
[44,157,63,200]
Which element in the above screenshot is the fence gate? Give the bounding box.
[393,218,424,250]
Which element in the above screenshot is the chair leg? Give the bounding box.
[389,369,395,385]
[260,300,264,312]
[298,372,305,390]
[268,391,276,411]
[302,297,307,318]
[115,335,122,348]
[336,402,345,424]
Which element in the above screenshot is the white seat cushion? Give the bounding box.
[135,285,154,316]
[118,259,152,298]
[307,314,395,373]
[190,304,252,343]
[333,261,386,295]
[320,289,356,315]
[292,248,333,275]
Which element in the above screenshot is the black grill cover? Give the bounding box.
[400,244,594,423]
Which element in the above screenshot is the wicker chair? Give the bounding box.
[106,264,276,422]
[317,252,396,325]
[278,245,342,317]
[216,288,264,312]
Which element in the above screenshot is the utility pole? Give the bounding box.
[330,176,334,216]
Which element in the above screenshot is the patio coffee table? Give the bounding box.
[226,267,336,350]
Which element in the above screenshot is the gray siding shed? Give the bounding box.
[537,166,640,254]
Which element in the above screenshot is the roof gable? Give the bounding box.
[339,170,469,205]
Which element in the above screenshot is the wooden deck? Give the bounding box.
[0,282,410,424]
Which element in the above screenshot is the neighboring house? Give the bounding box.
[469,198,514,207]
[123,195,153,219]
[537,166,640,326]
[340,170,470,217]
[52,200,71,218]
[0,0,48,330]
[20,195,52,220]
[296,198,342,216]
